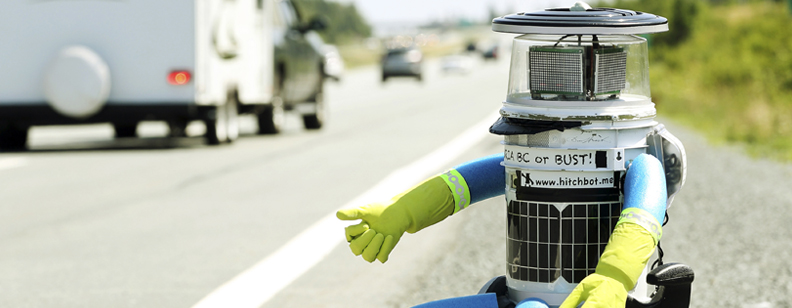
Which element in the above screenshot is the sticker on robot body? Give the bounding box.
[548,129,648,148]
[503,145,625,171]
[511,170,617,189]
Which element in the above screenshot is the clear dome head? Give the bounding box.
[506,34,651,104]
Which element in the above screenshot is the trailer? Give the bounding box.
[0,0,314,149]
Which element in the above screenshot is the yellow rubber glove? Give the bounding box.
[336,176,455,263]
[559,223,656,308]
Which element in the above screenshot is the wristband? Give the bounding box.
[617,207,663,244]
[440,169,471,214]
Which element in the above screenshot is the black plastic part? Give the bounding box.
[515,187,620,202]
[647,262,695,286]
[626,263,694,308]
[477,263,693,308]
[478,276,515,308]
[489,117,584,135]
[493,8,667,28]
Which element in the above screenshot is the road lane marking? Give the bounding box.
[0,157,28,170]
[191,111,500,308]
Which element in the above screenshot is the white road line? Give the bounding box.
[0,157,29,170]
[191,111,500,308]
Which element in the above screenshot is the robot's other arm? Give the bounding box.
[622,154,668,239]
[412,294,550,308]
[561,154,667,308]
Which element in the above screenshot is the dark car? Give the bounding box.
[381,46,423,82]
[254,0,327,134]
[482,44,499,60]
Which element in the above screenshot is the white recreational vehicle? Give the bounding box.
[0,0,327,150]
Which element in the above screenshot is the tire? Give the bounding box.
[225,94,239,143]
[204,103,228,145]
[205,90,240,145]
[167,120,188,138]
[257,96,285,134]
[0,122,28,151]
[302,92,324,130]
[113,123,137,138]
[302,77,324,130]
[258,69,285,135]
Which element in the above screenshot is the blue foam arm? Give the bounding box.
[411,293,549,308]
[450,152,668,224]
[453,153,506,204]
[623,154,667,224]
[412,293,499,308]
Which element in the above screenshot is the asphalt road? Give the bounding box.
[2,49,792,308]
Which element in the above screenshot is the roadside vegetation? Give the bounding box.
[610,0,792,161]
[294,0,378,67]
[301,0,792,161]
[294,0,371,44]
[296,0,487,68]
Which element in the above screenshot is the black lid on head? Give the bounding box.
[492,5,668,35]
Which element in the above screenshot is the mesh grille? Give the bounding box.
[505,133,551,147]
[525,133,550,147]
[507,201,622,283]
[529,48,584,95]
[593,50,627,95]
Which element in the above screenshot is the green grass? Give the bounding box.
[336,43,381,68]
[650,2,792,161]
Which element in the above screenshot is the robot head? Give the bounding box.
[511,34,648,102]
[492,2,668,123]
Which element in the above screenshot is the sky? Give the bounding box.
[337,0,582,26]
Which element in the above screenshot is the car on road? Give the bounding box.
[481,43,499,61]
[381,46,423,82]
[441,54,475,74]
[264,0,328,134]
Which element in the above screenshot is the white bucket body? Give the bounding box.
[502,120,658,306]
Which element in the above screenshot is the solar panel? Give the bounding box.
[507,201,621,283]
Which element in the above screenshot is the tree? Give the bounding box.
[294,0,372,44]
[610,0,701,48]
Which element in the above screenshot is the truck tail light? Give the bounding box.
[167,70,191,85]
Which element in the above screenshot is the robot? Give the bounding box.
[338,3,694,307]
